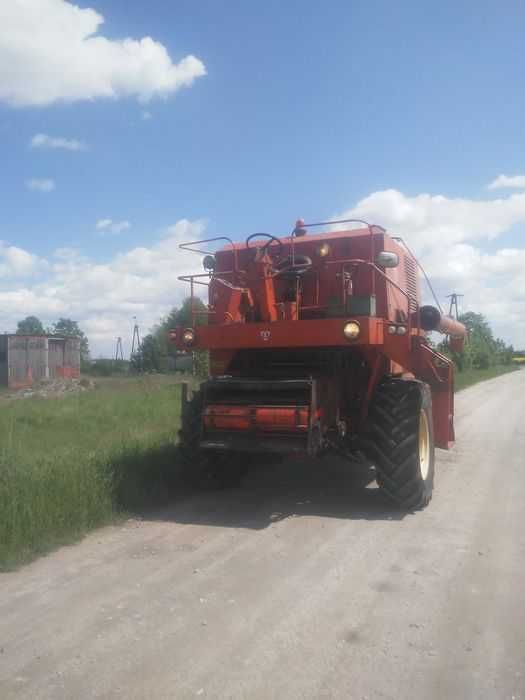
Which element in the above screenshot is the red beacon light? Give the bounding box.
[293,218,307,237]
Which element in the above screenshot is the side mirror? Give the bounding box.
[375,251,399,268]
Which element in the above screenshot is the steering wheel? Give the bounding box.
[273,254,313,279]
[245,233,283,260]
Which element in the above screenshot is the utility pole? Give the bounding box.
[114,337,124,363]
[446,293,464,320]
[131,317,141,355]
[131,317,142,372]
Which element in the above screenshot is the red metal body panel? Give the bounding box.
[204,405,309,432]
[176,317,384,350]
[174,223,465,451]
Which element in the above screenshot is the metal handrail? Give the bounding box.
[290,219,385,296]
[179,236,239,271]
[177,224,421,334]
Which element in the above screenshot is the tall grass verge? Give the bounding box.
[0,379,183,569]
[454,364,520,392]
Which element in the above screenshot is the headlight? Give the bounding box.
[343,321,361,340]
[203,255,216,272]
[317,243,330,257]
[182,328,195,345]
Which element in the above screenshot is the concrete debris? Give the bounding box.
[2,377,96,401]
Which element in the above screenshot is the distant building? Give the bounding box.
[0,335,81,388]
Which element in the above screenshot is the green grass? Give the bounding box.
[0,377,187,570]
[454,364,520,392]
[1,365,521,569]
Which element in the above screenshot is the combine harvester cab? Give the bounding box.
[171,219,466,509]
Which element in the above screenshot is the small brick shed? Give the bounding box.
[0,335,81,389]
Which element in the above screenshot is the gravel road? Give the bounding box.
[1,370,524,699]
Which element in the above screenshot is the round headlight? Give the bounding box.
[318,243,330,257]
[203,255,216,272]
[182,328,195,345]
[343,321,361,340]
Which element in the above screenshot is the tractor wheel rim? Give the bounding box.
[419,409,430,481]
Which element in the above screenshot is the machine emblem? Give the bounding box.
[260,330,271,341]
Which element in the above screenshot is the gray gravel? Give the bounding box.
[1,370,524,699]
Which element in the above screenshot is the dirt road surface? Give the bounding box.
[1,371,525,699]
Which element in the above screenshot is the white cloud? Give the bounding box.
[30,133,87,151]
[26,178,55,192]
[338,188,525,251]
[141,110,152,121]
[336,186,525,348]
[487,174,525,190]
[0,242,43,278]
[0,0,206,107]
[96,219,131,235]
[0,219,205,356]
[3,185,525,355]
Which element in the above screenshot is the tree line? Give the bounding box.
[15,315,90,362]
[130,297,208,376]
[438,311,515,370]
[15,306,516,378]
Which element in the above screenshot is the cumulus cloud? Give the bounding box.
[336,187,525,348]
[487,174,525,190]
[0,0,206,107]
[3,184,525,355]
[30,133,87,151]
[26,178,55,192]
[0,242,43,278]
[95,219,131,235]
[338,188,525,251]
[0,219,205,356]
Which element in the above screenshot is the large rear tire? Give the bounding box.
[178,389,246,489]
[365,379,435,510]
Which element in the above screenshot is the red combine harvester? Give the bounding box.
[171,219,466,509]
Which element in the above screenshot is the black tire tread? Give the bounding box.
[364,379,434,510]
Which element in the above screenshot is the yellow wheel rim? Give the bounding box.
[419,409,430,481]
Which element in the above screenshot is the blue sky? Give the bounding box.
[1,0,525,354]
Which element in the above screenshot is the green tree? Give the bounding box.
[52,318,90,362]
[153,298,209,377]
[130,334,166,373]
[16,315,45,335]
[175,298,209,378]
[174,297,207,328]
[153,307,180,361]
[439,311,515,371]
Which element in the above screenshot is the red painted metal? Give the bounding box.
[176,317,384,351]
[172,219,464,451]
[203,405,309,432]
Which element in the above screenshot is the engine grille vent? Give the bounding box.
[404,255,418,311]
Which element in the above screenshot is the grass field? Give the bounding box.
[454,364,519,392]
[0,365,521,569]
[0,376,187,569]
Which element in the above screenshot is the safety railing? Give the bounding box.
[177,221,420,334]
[179,236,239,271]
